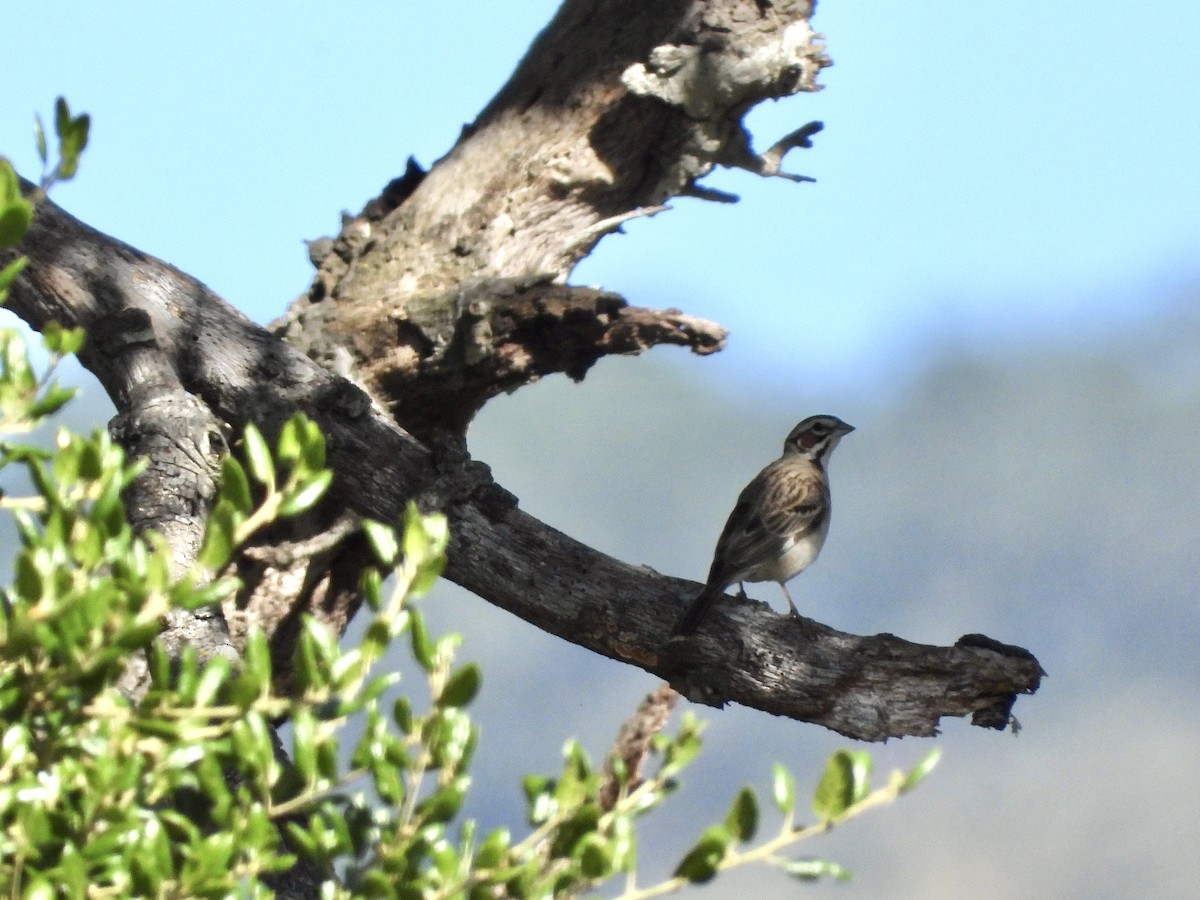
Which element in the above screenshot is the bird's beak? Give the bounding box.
[839,422,856,435]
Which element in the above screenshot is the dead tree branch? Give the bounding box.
[0,0,1043,744]
[2,189,1042,742]
[279,0,830,439]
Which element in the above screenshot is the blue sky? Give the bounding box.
[6,2,1199,396]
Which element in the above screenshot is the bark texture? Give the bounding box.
[2,0,1042,758]
[278,0,828,440]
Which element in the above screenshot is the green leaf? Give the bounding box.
[173,645,201,703]
[660,716,703,778]
[278,469,332,517]
[55,97,71,143]
[401,504,449,573]
[300,418,326,472]
[608,755,628,790]
[362,518,399,566]
[521,774,551,803]
[409,552,446,598]
[240,422,273,487]
[276,413,321,467]
[724,787,758,842]
[219,455,253,515]
[34,114,48,164]
[275,414,304,464]
[431,838,461,881]
[673,825,731,884]
[359,566,384,613]
[303,616,339,670]
[772,763,796,815]
[416,776,467,824]
[1,158,22,204]
[476,827,511,869]
[193,654,232,707]
[812,749,873,823]
[198,499,240,571]
[0,257,28,296]
[563,738,593,779]
[28,384,77,419]
[40,321,85,355]
[20,876,54,900]
[292,709,318,783]
[359,672,396,707]
[576,833,615,879]
[180,575,238,610]
[283,820,319,862]
[782,858,852,882]
[0,198,31,247]
[53,98,89,181]
[901,746,942,793]
[549,802,601,863]
[611,813,636,873]
[522,775,555,825]
[0,159,33,247]
[844,749,872,802]
[438,663,481,708]
[388,697,412,737]
[357,869,400,898]
[230,627,271,707]
[14,550,44,602]
[428,707,476,770]
[409,610,434,672]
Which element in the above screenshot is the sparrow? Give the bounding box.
[673,414,855,636]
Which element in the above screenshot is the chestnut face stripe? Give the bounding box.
[673,415,855,636]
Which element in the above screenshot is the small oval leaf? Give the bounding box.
[241,423,274,487]
[410,610,434,672]
[812,749,865,822]
[0,200,33,248]
[673,826,731,884]
[34,113,48,164]
[438,663,481,708]
[783,858,852,882]
[901,746,942,793]
[362,518,398,566]
[220,456,253,514]
[278,469,333,517]
[772,763,796,815]
[724,787,758,842]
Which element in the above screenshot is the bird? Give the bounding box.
[673,414,855,636]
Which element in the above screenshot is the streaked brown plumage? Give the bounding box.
[673,415,854,635]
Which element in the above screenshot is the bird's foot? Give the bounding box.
[781,584,801,618]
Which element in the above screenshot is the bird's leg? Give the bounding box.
[736,582,748,601]
[780,583,801,617]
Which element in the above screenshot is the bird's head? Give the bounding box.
[784,414,855,465]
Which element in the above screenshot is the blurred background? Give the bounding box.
[5,2,1200,897]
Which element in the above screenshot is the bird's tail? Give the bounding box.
[672,584,724,636]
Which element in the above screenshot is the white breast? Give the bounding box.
[746,516,830,585]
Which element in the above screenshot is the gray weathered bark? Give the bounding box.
[2,0,1042,753]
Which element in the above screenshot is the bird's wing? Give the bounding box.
[706,459,827,588]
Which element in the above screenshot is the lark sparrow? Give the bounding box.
[673,414,855,636]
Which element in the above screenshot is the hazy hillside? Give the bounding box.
[2,305,1197,898]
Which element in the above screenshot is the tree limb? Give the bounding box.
[2,191,1042,741]
[279,0,829,439]
[278,275,726,442]
[0,0,1045,743]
